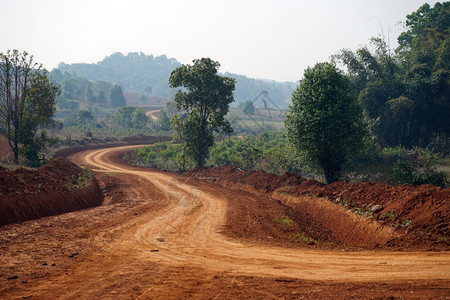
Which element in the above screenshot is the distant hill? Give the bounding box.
[54,52,296,108]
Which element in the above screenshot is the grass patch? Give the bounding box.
[379,211,394,220]
[65,169,93,191]
[394,219,412,227]
[288,233,317,244]
[274,216,293,226]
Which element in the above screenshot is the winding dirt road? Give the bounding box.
[1,145,449,299]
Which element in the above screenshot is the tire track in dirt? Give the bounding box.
[2,145,448,299]
[73,146,450,281]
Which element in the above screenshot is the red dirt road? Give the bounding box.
[1,145,449,299]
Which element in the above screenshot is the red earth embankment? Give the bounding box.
[0,158,103,226]
[188,166,449,250]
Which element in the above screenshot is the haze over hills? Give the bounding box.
[54,52,296,108]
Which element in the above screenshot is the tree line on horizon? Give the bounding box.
[0,2,448,187]
[131,2,449,186]
[54,52,295,108]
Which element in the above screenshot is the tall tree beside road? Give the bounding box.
[169,58,235,168]
[0,50,60,164]
[285,62,365,183]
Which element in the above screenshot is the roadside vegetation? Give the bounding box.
[1,3,448,188]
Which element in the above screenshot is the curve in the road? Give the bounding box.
[70,146,450,282]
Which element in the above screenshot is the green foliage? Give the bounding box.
[21,131,57,167]
[57,98,79,112]
[169,58,236,168]
[285,62,365,183]
[333,3,450,148]
[96,90,107,104]
[210,136,261,170]
[379,211,394,221]
[156,110,171,131]
[76,110,94,127]
[342,141,448,187]
[55,52,294,107]
[391,148,447,187]
[85,84,96,102]
[274,216,293,226]
[129,142,192,171]
[0,49,60,164]
[111,106,149,129]
[242,100,255,115]
[288,233,317,244]
[64,169,93,191]
[209,131,301,174]
[109,84,127,107]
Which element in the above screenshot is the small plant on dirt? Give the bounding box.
[288,233,317,244]
[379,211,394,221]
[274,216,293,226]
[394,219,412,227]
[437,236,448,241]
[356,207,372,217]
[343,199,350,207]
[65,169,93,191]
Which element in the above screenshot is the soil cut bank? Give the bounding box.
[0,157,103,226]
[188,166,450,251]
[1,146,449,299]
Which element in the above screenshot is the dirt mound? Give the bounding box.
[0,158,103,226]
[187,166,305,193]
[285,180,449,248]
[39,156,83,179]
[188,167,449,250]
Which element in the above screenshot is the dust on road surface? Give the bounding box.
[1,145,449,299]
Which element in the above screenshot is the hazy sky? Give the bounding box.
[0,0,438,82]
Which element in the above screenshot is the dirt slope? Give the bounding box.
[190,166,450,250]
[0,158,103,226]
[0,146,449,299]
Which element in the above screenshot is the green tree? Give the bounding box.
[57,98,79,112]
[0,50,60,164]
[76,110,94,127]
[109,84,127,107]
[111,106,149,129]
[396,2,450,146]
[157,110,171,131]
[242,100,255,115]
[131,107,149,128]
[285,62,365,183]
[85,84,96,102]
[96,90,107,104]
[333,3,450,148]
[169,58,235,168]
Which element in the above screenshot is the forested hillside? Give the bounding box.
[54,52,295,108]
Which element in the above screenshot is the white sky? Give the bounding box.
[0,0,438,82]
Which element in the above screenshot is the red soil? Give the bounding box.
[188,166,450,251]
[0,157,103,226]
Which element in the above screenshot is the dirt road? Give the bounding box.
[1,145,449,299]
[146,110,160,121]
